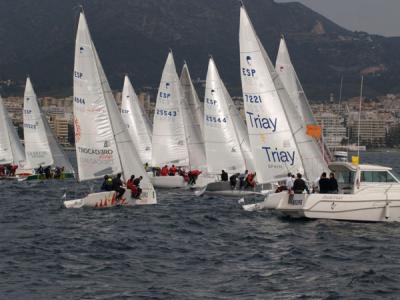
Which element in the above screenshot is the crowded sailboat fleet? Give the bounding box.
[1,5,400,222]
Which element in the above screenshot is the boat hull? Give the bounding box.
[150,174,217,189]
[22,172,75,181]
[64,189,157,209]
[269,189,400,222]
[199,181,267,198]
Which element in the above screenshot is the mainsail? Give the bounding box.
[276,36,331,163]
[0,95,26,167]
[239,5,327,182]
[74,12,155,200]
[204,57,247,174]
[23,77,54,169]
[121,75,153,164]
[152,51,189,167]
[239,6,302,183]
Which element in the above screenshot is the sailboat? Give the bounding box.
[22,77,75,181]
[64,11,156,208]
[238,4,329,209]
[151,51,210,188]
[197,57,259,197]
[275,36,331,163]
[0,95,27,179]
[121,75,152,164]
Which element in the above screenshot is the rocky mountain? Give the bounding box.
[0,0,399,100]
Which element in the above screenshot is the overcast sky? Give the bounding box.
[276,0,400,37]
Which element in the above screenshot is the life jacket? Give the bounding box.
[160,167,169,176]
[190,169,201,177]
[127,179,135,190]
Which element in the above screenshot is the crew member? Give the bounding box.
[318,172,330,194]
[221,170,228,182]
[169,165,177,176]
[160,165,169,176]
[245,172,256,188]
[328,172,339,194]
[133,176,143,198]
[188,169,201,185]
[112,173,125,200]
[101,175,113,191]
[293,173,310,194]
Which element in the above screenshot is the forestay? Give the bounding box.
[121,75,153,164]
[152,51,189,167]
[204,57,247,174]
[239,6,303,183]
[276,36,331,163]
[23,78,54,169]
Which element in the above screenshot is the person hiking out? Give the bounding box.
[169,165,177,176]
[101,175,113,191]
[112,173,125,200]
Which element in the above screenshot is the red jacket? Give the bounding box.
[160,167,169,176]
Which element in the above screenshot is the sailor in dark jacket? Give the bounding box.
[293,173,310,194]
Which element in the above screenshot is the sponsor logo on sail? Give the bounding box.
[262,146,295,166]
[246,112,277,132]
[74,117,81,143]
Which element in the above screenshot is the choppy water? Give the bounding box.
[1,151,400,299]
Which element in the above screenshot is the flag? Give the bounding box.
[306,124,322,139]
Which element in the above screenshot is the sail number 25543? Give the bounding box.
[156,109,177,117]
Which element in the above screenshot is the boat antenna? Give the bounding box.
[357,76,364,159]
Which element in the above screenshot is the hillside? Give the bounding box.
[0,0,399,100]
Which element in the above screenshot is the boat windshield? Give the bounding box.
[336,170,355,184]
[361,171,398,183]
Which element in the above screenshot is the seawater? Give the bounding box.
[1,151,400,299]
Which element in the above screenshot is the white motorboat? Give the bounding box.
[267,162,400,222]
[64,11,156,208]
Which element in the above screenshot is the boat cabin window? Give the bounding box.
[336,170,355,184]
[361,171,397,183]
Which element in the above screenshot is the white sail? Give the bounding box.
[239,6,303,183]
[221,84,255,172]
[121,75,152,164]
[180,62,204,136]
[43,116,74,174]
[239,5,327,183]
[152,51,189,167]
[204,57,247,174]
[23,77,54,169]
[0,95,14,164]
[179,64,207,170]
[276,36,331,163]
[74,12,155,200]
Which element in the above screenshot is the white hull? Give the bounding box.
[269,187,400,222]
[150,174,217,189]
[151,176,187,188]
[198,181,270,198]
[64,189,156,209]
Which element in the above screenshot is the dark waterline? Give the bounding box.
[1,151,400,299]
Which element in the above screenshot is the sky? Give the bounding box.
[276,0,400,37]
